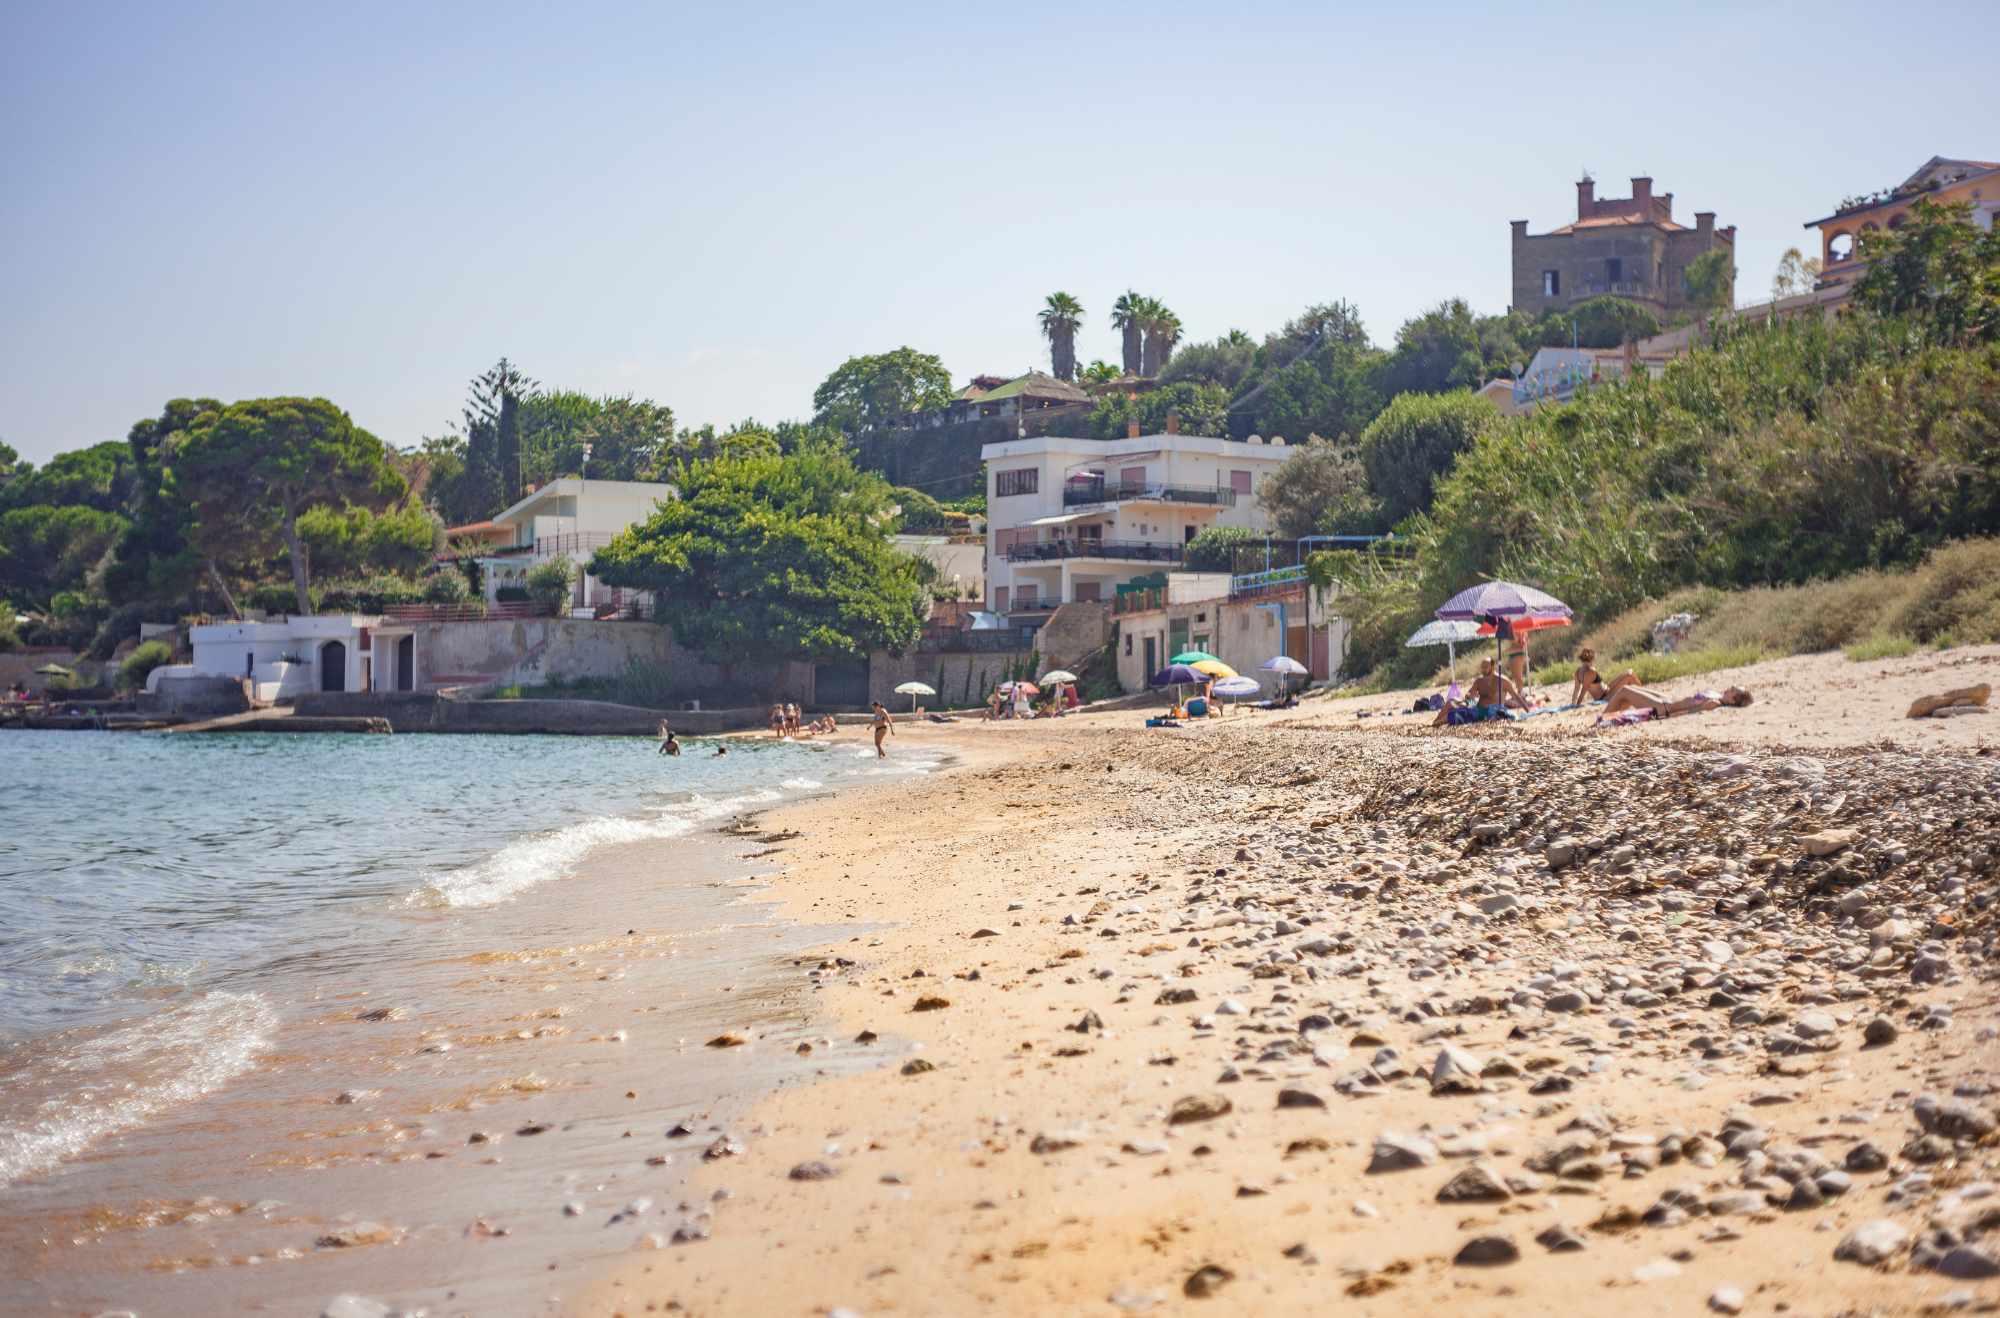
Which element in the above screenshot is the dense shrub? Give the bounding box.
[422,570,470,604]
[1356,391,1500,527]
[525,556,574,609]
[0,600,17,652]
[1184,525,1263,573]
[245,582,302,615]
[313,575,425,613]
[117,639,175,690]
[495,585,530,603]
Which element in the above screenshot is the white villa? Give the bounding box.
[455,477,676,613]
[980,422,1289,614]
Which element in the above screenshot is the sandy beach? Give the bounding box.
[575,644,1999,1317]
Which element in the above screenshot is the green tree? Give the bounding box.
[1078,359,1121,384]
[294,503,441,579]
[1852,198,2000,343]
[521,391,676,485]
[1258,439,1379,539]
[103,399,220,610]
[0,441,136,514]
[0,439,20,486]
[1233,338,1385,443]
[1039,292,1085,382]
[467,358,537,511]
[0,504,129,608]
[812,348,952,435]
[1110,291,1145,376]
[175,398,405,615]
[889,485,949,531]
[591,440,928,669]
[526,555,575,610]
[1357,391,1501,526]
[1380,299,1486,397]
[117,639,175,691]
[1531,297,1661,350]
[1138,297,1181,377]
[1771,246,1823,300]
[1683,248,1737,327]
[1159,335,1258,391]
[0,598,18,651]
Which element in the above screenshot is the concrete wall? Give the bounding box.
[869,649,1034,709]
[138,674,250,718]
[291,691,785,735]
[386,617,818,708]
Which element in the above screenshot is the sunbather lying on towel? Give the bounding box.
[1599,683,1752,721]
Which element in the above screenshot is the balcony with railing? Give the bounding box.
[1002,539,1187,564]
[1567,276,1656,300]
[1061,480,1237,509]
[489,531,618,560]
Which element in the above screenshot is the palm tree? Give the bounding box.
[1110,291,1144,376]
[1078,360,1120,385]
[1038,292,1085,382]
[1139,298,1181,377]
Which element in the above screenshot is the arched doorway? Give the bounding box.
[321,640,347,692]
[396,635,415,691]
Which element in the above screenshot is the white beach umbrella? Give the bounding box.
[1404,618,1485,686]
[894,680,936,712]
[1038,669,1078,685]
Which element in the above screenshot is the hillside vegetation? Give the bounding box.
[1314,199,2000,686]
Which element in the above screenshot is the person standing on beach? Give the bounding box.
[871,701,894,758]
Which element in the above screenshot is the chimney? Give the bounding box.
[1661,191,1674,221]
[1695,211,1715,236]
[1631,176,1653,211]
[1164,410,1180,435]
[1721,224,1737,243]
[1576,176,1595,220]
[1126,418,1141,439]
[1510,219,1529,239]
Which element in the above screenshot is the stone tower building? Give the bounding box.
[1510,175,1735,320]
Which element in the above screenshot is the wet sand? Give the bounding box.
[575,649,1999,1317]
[2,813,894,1316]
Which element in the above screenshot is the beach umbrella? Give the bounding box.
[1038,669,1078,685]
[1169,650,1217,665]
[1259,654,1308,699]
[1189,658,1237,679]
[1149,663,1206,710]
[1434,580,1573,676]
[893,679,936,713]
[1212,675,1260,706]
[997,680,1040,695]
[1405,618,1484,686]
[34,663,73,676]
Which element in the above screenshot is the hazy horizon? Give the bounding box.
[3,0,1993,462]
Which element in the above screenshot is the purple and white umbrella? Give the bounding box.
[1434,581,1573,689]
[1433,581,1572,624]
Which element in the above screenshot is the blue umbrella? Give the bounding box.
[1149,664,1206,686]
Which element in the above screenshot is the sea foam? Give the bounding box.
[0,990,276,1185]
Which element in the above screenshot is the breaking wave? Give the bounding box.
[0,991,276,1185]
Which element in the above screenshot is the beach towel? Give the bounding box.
[1445,704,1509,726]
[1596,708,1654,727]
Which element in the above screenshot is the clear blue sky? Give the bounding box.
[3,0,1993,463]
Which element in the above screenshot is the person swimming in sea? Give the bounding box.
[659,729,681,756]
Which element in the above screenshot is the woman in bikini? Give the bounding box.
[1602,683,1752,719]
[871,701,894,758]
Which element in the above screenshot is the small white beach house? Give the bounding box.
[181,615,381,702]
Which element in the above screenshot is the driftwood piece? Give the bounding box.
[1907,683,1991,719]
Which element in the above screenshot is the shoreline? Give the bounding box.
[2,738,949,1317]
[575,647,1999,1316]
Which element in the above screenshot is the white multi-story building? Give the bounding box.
[981,422,1290,613]
[459,477,676,612]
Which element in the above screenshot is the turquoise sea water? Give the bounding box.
[0,728,916,1185]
